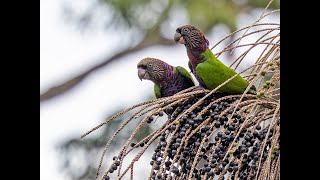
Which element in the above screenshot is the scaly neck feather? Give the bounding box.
[186,45,208,71]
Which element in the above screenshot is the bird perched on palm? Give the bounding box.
[174,25,256,94]
[137,57,195,98]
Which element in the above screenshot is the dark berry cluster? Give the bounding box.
[146,92,280,180]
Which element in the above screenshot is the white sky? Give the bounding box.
[40,0,279,179]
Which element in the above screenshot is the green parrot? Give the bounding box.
[137,57,195,98]
[174,25,256,94]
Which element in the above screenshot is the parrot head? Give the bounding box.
[174,25,209,51]
[137,58,166,83]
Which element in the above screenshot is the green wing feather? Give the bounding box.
[196,49,249,94]
[154,66,195,99]
[154,84,161,98]
[176,66,195,86]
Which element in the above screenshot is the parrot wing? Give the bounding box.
[154,84,161,98]
[176,66,195,86]
[196,49,249,94]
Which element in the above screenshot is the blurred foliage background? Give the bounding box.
[41,0,279,179]
[41,0,279,102]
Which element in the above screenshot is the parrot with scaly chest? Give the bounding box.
[174,25,256,94]
[137,58,195,98]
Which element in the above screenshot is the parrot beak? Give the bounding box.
[138,68,150,81]
[174,32,185,44]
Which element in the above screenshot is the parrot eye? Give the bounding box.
[183,28,190,33]
[148,64,152,67]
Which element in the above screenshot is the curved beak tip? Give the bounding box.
[138,68,146,81]
[174,32,181,42]
[174,32,185,44]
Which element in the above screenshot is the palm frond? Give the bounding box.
[81,7,280,180]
